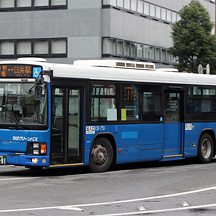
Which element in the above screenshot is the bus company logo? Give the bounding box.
[86,126,95,134]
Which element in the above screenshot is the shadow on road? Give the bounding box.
[0,158,216,177]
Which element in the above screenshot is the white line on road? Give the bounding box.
[93,203,216,216]
[0,177,39,181]
[73,186,216,207]
[0,186,216,213]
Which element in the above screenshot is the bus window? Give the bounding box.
[142,85,162,121]
[0,82,47,127]
[120,84,140,121]
[91,82,117,121]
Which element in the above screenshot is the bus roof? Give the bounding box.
[0,59,216,86]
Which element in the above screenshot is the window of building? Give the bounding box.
[0,41,14,55]
[0,0,14,8]
[142,85,162,121]
[17,0,31,7]
[0,38,67,58]
[17,41,32,55]
[103,0,179,25]
[102,37,177,65]
[91,82,117,122]
[34,0,49,6]
[51,39,67,54]
[0,0,67,11]
[120,84,140,121]
[34,41,49,55]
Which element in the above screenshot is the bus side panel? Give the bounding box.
[184,122,216,157]
[84,123,164,165]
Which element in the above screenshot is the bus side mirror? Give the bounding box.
[34,85,42,101]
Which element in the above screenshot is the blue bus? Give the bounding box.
[0,58,216,172]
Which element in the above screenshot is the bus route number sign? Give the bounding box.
[0,155,6,165]
[0,65,42,78]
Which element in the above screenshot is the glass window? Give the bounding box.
[117,40,123,55]
[172,11,177,23]
[161,8,166,20]
[187,86,216,121]
[149,47,155,60]
[17,41,32,55]
[137,44,143,58]
[117,0,123,7]
[0,83,48,127]
[0,0,14,8]
[143,85,162,121]
[124,42,130,56]
[51,39,66,54]
[0,41,14,55]
[131,0,137,11]
[51,0,67,5]
[156,6,161,19]
[131,43,137,58]
[167,10,172,22]
[91,83,117,121]
[34,0,49,6]
[120,84,140,121]
[34,41,49,55]
[143,45,150,59]
[143,2,149,15]
[17,0,31,7]
[150,4,155,17]
[155,48,160,61]
[161,49,166,62]
[137,0,143,13]
[124,0,130,9]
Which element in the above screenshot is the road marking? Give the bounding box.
[73,186,216,207]
[93,203,216,216]
[0,177,39,181]
[0,186,216,213]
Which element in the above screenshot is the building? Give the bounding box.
[0,0,214,68]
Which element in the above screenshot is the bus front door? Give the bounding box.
[163,90,184,158]
[50,87,83,166]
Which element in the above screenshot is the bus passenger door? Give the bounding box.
[163,90,184,158]
[50,87,83,165]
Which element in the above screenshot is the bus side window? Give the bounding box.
[91,82,117,122]
[142,85,162,122]
[120,84,140,121]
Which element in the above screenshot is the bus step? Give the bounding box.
[163,154,183,158]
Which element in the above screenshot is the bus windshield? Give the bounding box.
[0,82,47,128]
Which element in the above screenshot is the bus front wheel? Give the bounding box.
[89,137,113,172]
[198,134,214,163]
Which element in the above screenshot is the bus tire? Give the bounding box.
[89,137,113,173]
[198,134,214,163]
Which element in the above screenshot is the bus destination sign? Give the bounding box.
[0,65,42,78]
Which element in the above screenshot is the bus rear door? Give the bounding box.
[163,88,184,159]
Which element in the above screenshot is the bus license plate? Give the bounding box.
[0,155,6,165]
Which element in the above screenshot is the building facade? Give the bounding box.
[0,0,214,68]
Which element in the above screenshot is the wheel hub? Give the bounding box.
[91,145,108,165]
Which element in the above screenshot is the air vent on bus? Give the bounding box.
[73,60,155,70]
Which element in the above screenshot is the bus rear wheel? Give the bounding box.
[198,134,214,163]
[89,137,113,172]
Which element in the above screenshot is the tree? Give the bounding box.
[170,0,216,73]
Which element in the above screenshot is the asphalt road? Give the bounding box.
[1,159,216,215]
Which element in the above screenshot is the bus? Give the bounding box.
[0,57,216,172]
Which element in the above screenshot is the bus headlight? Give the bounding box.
[26,142,47,156]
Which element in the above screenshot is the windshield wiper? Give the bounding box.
[1,105,23,130]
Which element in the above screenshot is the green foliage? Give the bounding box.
[170,0,216,73]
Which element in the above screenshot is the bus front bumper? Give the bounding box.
[0,153,49,167]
